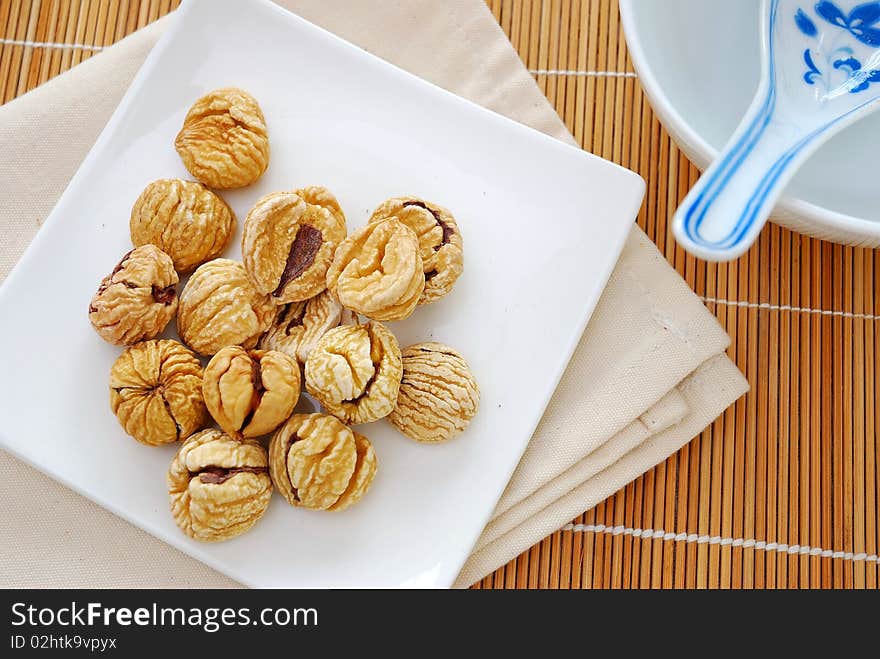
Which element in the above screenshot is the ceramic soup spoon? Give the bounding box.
[673,0,880,261]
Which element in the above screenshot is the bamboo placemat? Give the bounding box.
[1,0,877,589]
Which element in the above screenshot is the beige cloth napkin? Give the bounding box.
[0,0,748,588]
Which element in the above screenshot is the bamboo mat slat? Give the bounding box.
[0,0,877,589]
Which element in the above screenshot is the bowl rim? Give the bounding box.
[618,0,880,243]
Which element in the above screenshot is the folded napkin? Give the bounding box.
[0,0,748,588]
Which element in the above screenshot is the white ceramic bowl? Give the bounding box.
[620,0,880,247]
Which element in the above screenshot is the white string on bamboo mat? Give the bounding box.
[529,68,638,77]
[0,38,104,51]
[561,523,879,565]
[701,296,880,321]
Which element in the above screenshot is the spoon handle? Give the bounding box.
[672,98,829,262]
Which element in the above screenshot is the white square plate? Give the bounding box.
[0,0,644,587]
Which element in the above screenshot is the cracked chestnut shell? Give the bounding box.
[259,290,357,366]
[304,321,402,425]
[167,429,272,541]
[109,339,208,446]
[269,413,377,511]
[369,197,463,304]
[326,217,424,321]
[130,179,236,273]
[177,259,276,356]
[388,342,479,443]
[241,188,347,304]
[203,346,301,438]
[174,87,270,189]
[88,245,179,346]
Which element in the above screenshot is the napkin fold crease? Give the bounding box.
[0,0,748,588]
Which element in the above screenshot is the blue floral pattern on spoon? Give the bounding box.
[798,2,880,93]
